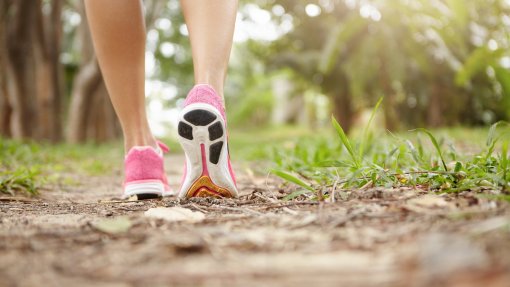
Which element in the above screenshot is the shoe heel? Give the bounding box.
[123,180,164,199]
[178,103,238,198]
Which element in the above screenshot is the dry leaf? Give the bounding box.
[144,207,205,223]
[404,195,455,213]
[92,217,132,234]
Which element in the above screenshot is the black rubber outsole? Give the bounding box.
[183,110,217,126]
[178,122,194,140]
[135,193,161,200]
[179,109,225,165]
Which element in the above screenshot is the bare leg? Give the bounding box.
[84,0,155,151]
[181,0,238,98]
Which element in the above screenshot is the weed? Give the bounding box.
[272,102,510,201]
[0,137,123,196]
[0,167,39,195]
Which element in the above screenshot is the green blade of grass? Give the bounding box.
[501,141,509,187]
[272,169,314,191]
[331,116,360,168]
[405,139,423,164]
[282,189,310,201]
[359,97,383,159]
[454,161,463,172]
[315,160,350,167]
[485,121,509,160]
[413,128,448,171]
[486,121,507,147]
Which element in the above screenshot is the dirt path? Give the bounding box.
[1,155,510,286]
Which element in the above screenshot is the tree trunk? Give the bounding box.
[382,92,399,131]
[6,0,39,139]
[66,57,102,143]
[326,71,353,133]
[3,0,63,141]
[87,81,120,142]
[33,0,63,141]
[427,82,443,127]
[0,0,12,137]
[331,91,353,133]
[379,57,399,131]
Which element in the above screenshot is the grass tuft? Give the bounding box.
[0,137,122,196]
[271,111,510,201]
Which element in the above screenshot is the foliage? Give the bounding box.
[0,168,39,196]
[0,138,122,195]
[271,103,510,200]
[256,0,510,129]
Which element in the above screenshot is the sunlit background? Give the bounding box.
[1,0,510,142]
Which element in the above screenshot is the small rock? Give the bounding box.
[144,207,205,223]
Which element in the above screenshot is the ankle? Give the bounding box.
[194,81,224,100]
[124,135,157,152]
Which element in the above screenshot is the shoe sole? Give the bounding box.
[123,180,171,200]
[177,103,238,198]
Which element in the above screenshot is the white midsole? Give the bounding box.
[177,103,238,198]
[123,181,166,198]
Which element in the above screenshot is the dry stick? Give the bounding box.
[202,205,263,216]
[186,203,209,214]
[0,197,38,202]
[264,171,274,194]
[204,214,253,223]
[330,180,337,203]
[252,192,277,203]
[252,192,301,215]
[264,171,281,201]
[359,179,374,190]
[232,199,260,206]
[260,201,319,210]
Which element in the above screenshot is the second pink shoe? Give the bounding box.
[123,141,173,199]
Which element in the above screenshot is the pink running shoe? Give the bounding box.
[123,141,173,199]
[177,84,238,198]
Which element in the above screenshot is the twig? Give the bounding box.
[204,205,263,216]
[264,171,274,195]
[330,180,337,203]
[252,192,278,203]
[260,201,319,210]
[0,196,38,203]
[187,203,209,214]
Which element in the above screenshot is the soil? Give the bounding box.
[1,155,510,287]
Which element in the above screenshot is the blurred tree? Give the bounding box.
[2,0,509,143]
[259,0,510,131]
[0,0,165,143]
[0,0,11,136]
[1,0,63,141]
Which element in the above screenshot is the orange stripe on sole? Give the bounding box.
[186,175,233,198]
